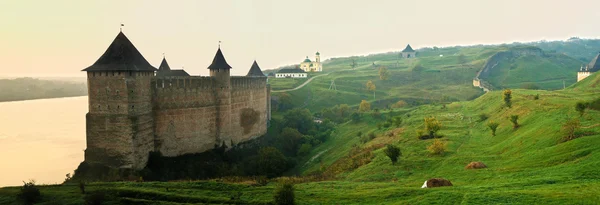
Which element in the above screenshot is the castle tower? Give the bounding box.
[401,44,416,58]
[208,46,233,146]
[577,52,600,82]
[247,60,266,77]
[209,47,232,88]
[82,31,157,169]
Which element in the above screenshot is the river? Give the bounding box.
[0,96,87,187]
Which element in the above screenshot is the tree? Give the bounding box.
[274,181,295,205]
[283,108,315,134]
[427,139,447,155]
[350,58,357,69]
[561,118,581,142]
[575,102,588,117]
[384,144,401,164]
[393,116,402,127]
[277,93,294,111]
[279,128,304,155]
[18,180,41,205]
[350,112,361,122]
[502,89,512,108]
[297,143,312,156]
[366,80,376,99]
[424,116,442,138]
[487,121,500,136]
[509,115,519,129]
[359,100,371,112]
[390,100,407,109]
[378,66,390,80]
[338,104,350,119]
[257,147,289,178]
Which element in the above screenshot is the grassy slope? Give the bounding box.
[281,46,494,112]
[275,44,585,112]
[295,78,600,204]
[484,53,582,90]
[2,75,598,204]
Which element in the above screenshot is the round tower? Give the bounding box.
[82,31,157,170]
[208,47,232,88]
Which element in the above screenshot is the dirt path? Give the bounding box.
[272,73,332,93]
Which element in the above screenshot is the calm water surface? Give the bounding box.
[0,96,87,187]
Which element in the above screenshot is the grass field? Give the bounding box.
[2,73,598,204]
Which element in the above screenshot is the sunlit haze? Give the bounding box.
[1,0,599,77]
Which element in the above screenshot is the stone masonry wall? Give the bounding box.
[229,77,268,145]
[85,71,154,169]
[152,77,219,157]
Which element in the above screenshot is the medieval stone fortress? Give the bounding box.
[82,31,271,170]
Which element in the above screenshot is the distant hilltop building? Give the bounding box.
[82,31,271,170]
[401,44,416,58]
[276,67,307,78]
[577,52,600,82]
[300,51,323,72]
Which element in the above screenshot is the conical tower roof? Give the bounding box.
[82,32,157,72]
[247,60,265,77]
[588,52,600,72]
[401,44,415,52]
[208,47,232,70]
[158,57,171,71]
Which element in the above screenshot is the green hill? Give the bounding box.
[2,71,598,205]
[476,46,583,90]
[272,44,587,113]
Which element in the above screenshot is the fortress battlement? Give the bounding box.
[82,31,270,170]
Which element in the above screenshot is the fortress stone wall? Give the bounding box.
[82,32,270,170]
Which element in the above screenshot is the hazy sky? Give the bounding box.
[1,0,599,77]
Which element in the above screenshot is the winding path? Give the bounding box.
[271,71,336,93]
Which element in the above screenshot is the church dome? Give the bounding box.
[303,56,312,63]
[316,51,320,55]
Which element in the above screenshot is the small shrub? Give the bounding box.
[465,161,487,169]
[377,123,383,130]
[502,89,512,108]
[351,112,361,122]
[356,131,363,138]
[274,182,295,205]
[17,180,41,205]
[297,143,312,156]
[64,173,72,183]
[368,132,377,140]
[509,115,519,129]
[384,144,401,164]
[424,116,442,138]
[427,139,447,155]
[487,121,500,136]
[393,116,402,127]
[79,181,86,194]
[383,121,392,128]
[561,118,581,142]
[575,102,588,117]
[478,114,489,122]
[256,176,269,186]
[534,94,539,100]
[84,191,106,205]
